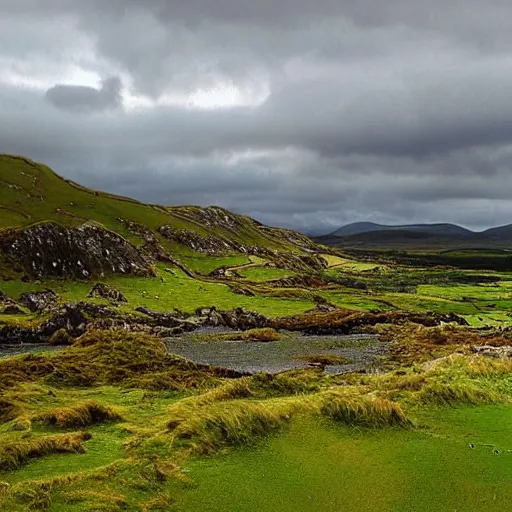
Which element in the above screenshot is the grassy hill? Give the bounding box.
[0,155,314,257]
[0,155,324,282]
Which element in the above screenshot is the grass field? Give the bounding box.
[3,335,512,511]
[0,264,316,318]
[4,155,512,510]
[172,406,512,512]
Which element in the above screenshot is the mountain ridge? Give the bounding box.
[325,221,512,238]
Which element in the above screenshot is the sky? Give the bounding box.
[1,1,512,234]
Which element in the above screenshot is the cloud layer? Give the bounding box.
[1,1,512,233]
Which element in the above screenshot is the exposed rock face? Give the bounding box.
[197,306,269,330]
[19,289,58,313]
[159,225,233,255]
[0,221,155,279]
[88,283,128,304]
[170,206,248,235]
[257,226,320,251]
[116,218,173,262]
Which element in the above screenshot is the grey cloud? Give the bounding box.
[3,1,512,232]
[45,76,122,113]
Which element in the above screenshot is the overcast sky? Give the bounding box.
[2,1,512,234]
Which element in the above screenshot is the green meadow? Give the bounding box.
[3,155,512,511]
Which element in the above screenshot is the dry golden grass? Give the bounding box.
[33,402,123,429]
[0,432,91,471]
[165,389,412,456]
[196,327,281,342]
[0,330,236,392]
[318,391,412,427]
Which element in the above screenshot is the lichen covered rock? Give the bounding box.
[159,225,233,255]
[19,289,58,313]
[88,283,128,304]
[0,221,155,279]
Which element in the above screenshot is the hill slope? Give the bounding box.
[0,155,323,279]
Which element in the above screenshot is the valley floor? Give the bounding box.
[3,248,512,511]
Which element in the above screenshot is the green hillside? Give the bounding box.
[0,155,313,257]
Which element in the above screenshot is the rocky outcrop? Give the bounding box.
[88,283,128,304]
[38,302,118,338]
[197,306,269,330]
[170,206,322,253]
[273,310,469,335]
[257,226,320,251]
[0,221,155,279]
[19,289,58,313]
[159,225,233,255]
[116,218,174,263]
[135,306,198,331]
[268,252,327,272]
[170,206,248,235]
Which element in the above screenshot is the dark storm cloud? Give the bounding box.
[3,0,512,232]
[45,77,122,113]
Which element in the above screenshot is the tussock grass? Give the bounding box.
[33,402,123,428]
[371,353,512,406]
[0,330,234,391]
[0,400,23,424]
[61,490,129,510]
[168,369,323,416]
[166,390,412,456]
[416,381,499,405]
[169,400,301,455]
[0,459,139,511]
[196,327,281,342]
[0,432,91,471]
[318,392,412,427]
[250,370,322,396]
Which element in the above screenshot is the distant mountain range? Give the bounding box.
[316,222,512,250]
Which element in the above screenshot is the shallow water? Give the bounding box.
[166,333,387,374]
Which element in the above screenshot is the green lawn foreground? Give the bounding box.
[171,405,512,512]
